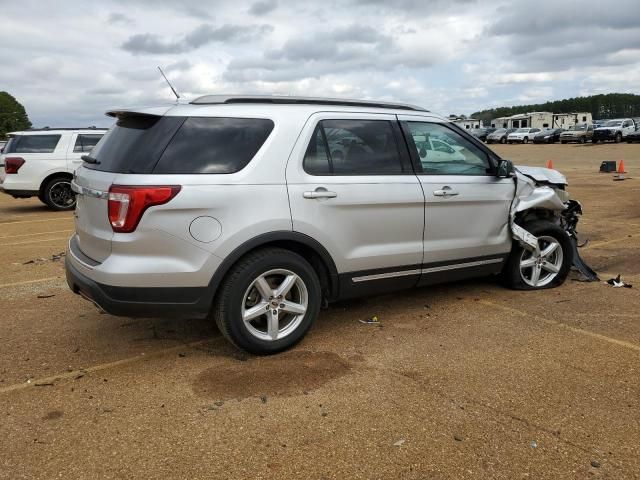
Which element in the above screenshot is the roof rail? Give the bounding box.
[27,126,108,131]
[190,95,428,112]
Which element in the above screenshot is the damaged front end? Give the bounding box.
[511,166,599,281]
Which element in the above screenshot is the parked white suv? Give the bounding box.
[0,128,106,210]
[65,96,595,354]
[507,128,542,144]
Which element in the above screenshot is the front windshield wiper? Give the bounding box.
[81,154,100,165]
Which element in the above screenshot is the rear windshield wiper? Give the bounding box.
[81,154,100,165]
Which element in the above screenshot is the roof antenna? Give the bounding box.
[157,66,180,102]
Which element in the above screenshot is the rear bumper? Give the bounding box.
[65,253,212,319]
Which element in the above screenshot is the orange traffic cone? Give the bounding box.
[618,160,627,174]
[546,159,554,169]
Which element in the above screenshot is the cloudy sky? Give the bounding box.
[1,0,639,127]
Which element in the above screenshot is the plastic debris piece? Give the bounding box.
[359,315,380,325]
[393,439,405,447]
[606,275,633,288]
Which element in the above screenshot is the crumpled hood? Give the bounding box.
[515,165,567,186]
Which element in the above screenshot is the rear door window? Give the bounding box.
[303,119,405,175]
[153,117,274,174]
[73,134,104,153]
[6,134,61,153]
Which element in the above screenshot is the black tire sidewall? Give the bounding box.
[43,177,76,211]
[219,250,321,354]
[504,221,574,290]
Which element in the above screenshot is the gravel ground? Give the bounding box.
[0,143,638,479]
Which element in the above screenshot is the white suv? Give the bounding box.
[0,127,106,210]
[65,96,594,354]
[507,128,542,144]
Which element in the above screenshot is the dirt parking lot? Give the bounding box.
[0,143,638,479]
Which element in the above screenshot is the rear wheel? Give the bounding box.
[592,138,598,144]
[503,221,573,290]
[615,133,622,143]
[214,248,321,355]
[42,176,76,211]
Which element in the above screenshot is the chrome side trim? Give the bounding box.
[351,258,504,283]
[71,181,108,199]
[421,258,503,274]
[352,269,421,283]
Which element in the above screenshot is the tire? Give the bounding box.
[213,247,321,355]
[523,137,528,144]
[580,136,585,144]
[615,133,622,143]
[592,139,598,144]
[503,221,573,290]
[42,176,76,211]
[37,191,47,205]
[561,141,566,144]
[500,137,506,144]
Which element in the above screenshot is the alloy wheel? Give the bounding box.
[49,180,75,209]
[241,269,308,341]
[519,235,564,287]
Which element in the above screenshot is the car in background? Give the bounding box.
[533,128,564,144]
[470,127,496,142]
[0,141,6,152]
[560,124,594,144]
[0,127,107,210]
[625,130,640,143]
[593,118,637,143]
[507,128,542,144]
[486,128,516,144]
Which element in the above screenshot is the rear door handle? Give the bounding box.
[433,186,459,197]
[303,188,337,199]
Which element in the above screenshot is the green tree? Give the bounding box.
[471,93,640,126]
[0,92,32,139]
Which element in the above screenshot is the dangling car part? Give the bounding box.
[510,166,600,283]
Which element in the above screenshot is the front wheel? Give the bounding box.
[615,133,622,143]
[213,248,321,354]
[580,136,586,144]
[523,137,529,144]
[500,137,506,144]
[42,176,76,211]
[503,221,573,290]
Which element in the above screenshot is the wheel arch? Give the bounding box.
[39,170,73,194]
[208,231,340,304]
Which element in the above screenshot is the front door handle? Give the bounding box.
[303,188,337,199]
[433,186,459,197]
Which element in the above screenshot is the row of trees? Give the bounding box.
[471,93,640,125]
[0,92,31,140]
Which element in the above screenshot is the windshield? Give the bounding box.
[492,129,507,134]
[515,128,528,133]
[603,120,623,127]
[573,124,587,131]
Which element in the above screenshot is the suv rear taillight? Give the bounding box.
[4,157,25,174]
[108,185,181,233]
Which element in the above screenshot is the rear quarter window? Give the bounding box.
[153,117,274,174]
[6,134,61,153]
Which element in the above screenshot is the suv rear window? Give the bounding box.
[86,115,273,174]
[5,134,61,153]
[86,115,185,173]
[153,117,274,174]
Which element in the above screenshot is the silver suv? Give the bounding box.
[66,95,592,354]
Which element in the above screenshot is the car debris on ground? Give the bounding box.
[606,275,633,288]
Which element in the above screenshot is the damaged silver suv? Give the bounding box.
[66,96,595,354]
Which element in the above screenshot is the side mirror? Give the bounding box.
[497,159,514,178]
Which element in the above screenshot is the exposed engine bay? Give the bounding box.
[511,166,599,281]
